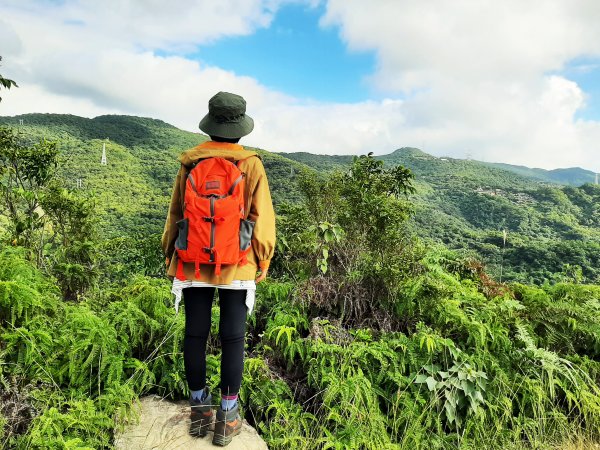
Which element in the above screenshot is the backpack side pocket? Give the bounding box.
[175,218,189,250]
[239,219,255,251]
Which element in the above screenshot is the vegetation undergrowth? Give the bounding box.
[240,156,600,449]
[1,126,599,449]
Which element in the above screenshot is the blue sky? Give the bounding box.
[187,2,600,121]
[189,3,375,103]
[556,57,600,121]
[2,0,600,171]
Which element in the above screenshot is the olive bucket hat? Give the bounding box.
[198,91,254,139]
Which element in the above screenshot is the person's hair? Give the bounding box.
[210,135,240,144]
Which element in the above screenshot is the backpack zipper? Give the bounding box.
[188,172,198,194]
[228,174,244,195]
[209,196,215,262]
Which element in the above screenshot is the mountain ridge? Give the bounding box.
[280,146,598,187]
[2,112,599,284]
[3,113,596,185]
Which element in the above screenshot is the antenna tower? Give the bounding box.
[18,119,23,126]
[596,173,599,185]
[76,178,83,189]
[101,142,107,165]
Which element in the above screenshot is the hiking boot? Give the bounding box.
[189,388,214,437]
[212,403,242,446]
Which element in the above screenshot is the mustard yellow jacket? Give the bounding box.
[161,141,276,284]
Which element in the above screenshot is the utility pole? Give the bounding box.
[500,229,507,283]
[18,119,23,126]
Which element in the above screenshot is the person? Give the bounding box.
[161,91,276,446]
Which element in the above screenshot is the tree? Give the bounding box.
[0,126,59,253]
[40,182,99,299]
[277,155,418,327]
[0,56,18,102]
[0,126,99,299]
[336,155,416,253]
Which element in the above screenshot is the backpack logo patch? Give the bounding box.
[206,180,220,190]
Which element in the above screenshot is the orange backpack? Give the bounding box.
[174,157,254,280]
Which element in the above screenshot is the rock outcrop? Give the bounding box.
[115,395,268,449]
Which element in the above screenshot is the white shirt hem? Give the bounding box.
[171,279,256,314]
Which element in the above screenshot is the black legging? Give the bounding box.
[183,287,247,396]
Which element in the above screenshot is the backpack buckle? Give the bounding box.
[202,247,213,254]
[203,216,214,223]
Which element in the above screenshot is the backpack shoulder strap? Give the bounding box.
[235,153,261,166]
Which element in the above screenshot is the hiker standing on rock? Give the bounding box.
[161,91,276,446]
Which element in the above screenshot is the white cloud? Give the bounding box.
[0,1,288,124]
[2,0,279,50]
[251,99,405,154]
[322,0,600,90]
[1,0,600,172]
[1,83,117,118]
[319,0,600,171]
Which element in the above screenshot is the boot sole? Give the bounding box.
[190,415,214,437]
[212,427,241,446]
[190,425,210,438]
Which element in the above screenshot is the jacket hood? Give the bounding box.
[178,141,258,168]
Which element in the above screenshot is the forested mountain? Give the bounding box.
[2,114,600,449]
[283,148,600,284]
[1,113,599,285]
[0,113,307,234]
[483,162,597,185]
[282,147,598,186]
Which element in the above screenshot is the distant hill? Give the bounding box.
[1,113,194,149]
[2,113,599,284]
[481,161,597,186]
[275,151,353,172]
[280,147,598,187]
